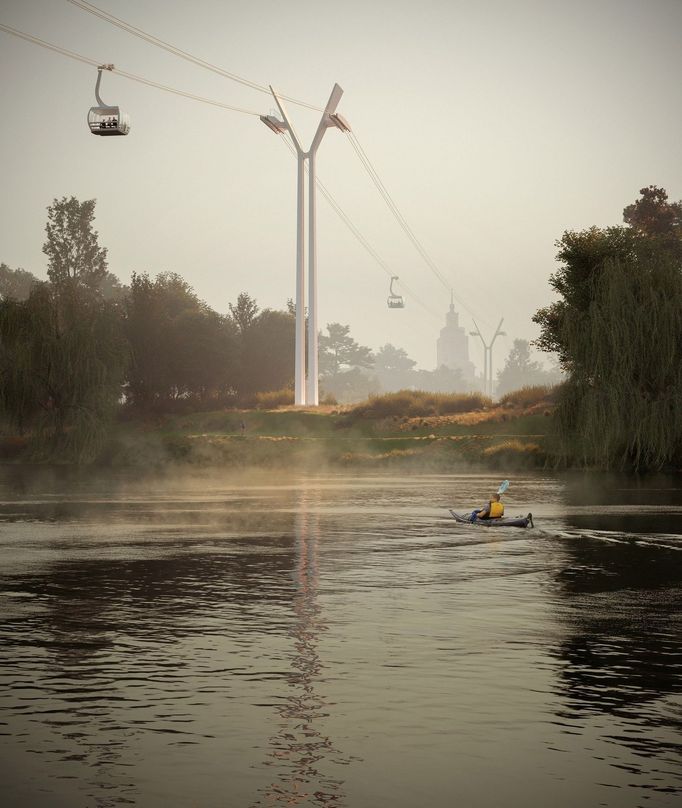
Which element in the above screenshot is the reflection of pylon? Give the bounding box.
[250,489,356,807]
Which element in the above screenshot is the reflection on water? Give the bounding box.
[252,491,357,807]
[549,534,682,798]
[0,468,681,807]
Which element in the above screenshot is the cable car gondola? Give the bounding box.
[87,64,130,136]
[387,275,405,309]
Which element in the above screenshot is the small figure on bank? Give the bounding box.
[239,420,246,436]
[470,493,504,522]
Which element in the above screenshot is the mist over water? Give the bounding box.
[0,468,681,807]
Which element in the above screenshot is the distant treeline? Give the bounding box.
[0,197,489,462]
[0,197,303,461]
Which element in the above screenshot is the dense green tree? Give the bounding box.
[533,186,682,469]
[229,292,259,334]
[623,184,682,241]
[0,283,128,460]
[43,197,108,290]
[319,323,373,377]
[100,271,129,302]
[554,252,682,468]
[239,308,295,397]
[532,226,638,360]
[0,263,41,301]
[535,187,682,363]
[125,272,239,407]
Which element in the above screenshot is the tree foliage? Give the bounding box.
[238,308,295,397]
[496,339,558,396]
[319,323,373,377]
[229,292,259,334]
[43,197,108,291]
[0,263,41,301]
[0,283,128,461]
[623,184,682,242]
[374,344,417,373]
[125,272,239,407]
[554,253,682,469]
[534,186,682,469]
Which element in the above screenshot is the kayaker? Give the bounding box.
[471,493,504,521]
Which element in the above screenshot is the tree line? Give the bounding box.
[2,197,486,460]
[6,185,676,470]
[0,197,302,460]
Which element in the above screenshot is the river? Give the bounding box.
[0,467,680,807]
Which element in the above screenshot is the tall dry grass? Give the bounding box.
[252,388,294,409]
[347,390,492,420]
[497,385,558,409]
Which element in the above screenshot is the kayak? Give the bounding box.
[449,509,534,528]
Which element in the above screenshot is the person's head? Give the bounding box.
[492,493,501,502]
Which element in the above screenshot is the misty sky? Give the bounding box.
[1,0,681,372]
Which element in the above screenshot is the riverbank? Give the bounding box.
[94,400,552,470]
[0,390,556,470]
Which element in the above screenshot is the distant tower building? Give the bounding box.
[436,298,476,384]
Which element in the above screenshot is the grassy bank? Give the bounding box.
[0,388,556,470]
[103,389,553,470]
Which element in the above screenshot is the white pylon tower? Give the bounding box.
[469,318,506,397]
[260,85,350,406]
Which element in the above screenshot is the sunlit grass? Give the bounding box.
[497,385,558,409]
[346,390,492,420]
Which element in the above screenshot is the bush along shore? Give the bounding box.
[0,388,556,470]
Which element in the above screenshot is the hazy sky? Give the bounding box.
[1,0,681,371]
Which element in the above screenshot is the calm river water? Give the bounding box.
[0,467,681,808]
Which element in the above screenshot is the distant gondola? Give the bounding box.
[87,64,130,136]
[387,275,404,309]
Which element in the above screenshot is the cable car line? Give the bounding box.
[279,137,442,326]
[344,131,479,315]
[0,22,261,116]
[62,2,488,326]
[1,21,474,329]
[65,0,322,112]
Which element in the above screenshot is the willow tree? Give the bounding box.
[0,283,128,462]
[535,187,682,470]
[542,251,682,469]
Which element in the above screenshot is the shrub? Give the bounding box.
[253,388,294,409]
[346,390,492,420]
[497,385,558,409]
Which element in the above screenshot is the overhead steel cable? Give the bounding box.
[278,137,442,326]
[0,22,261,116]
[66,0,322,112]
[344,130,489,325]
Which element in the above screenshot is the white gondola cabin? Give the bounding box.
[387,275,405,309]
[88,106,130,136]
[88,64,130,136]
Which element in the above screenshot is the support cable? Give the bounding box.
[345,130,492,327]
[0,22,260,116]
[279,137,442,326]
[66,0,321,111]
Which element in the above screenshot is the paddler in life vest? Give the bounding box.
[471,493,505,521]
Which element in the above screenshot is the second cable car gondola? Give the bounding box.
[387,276,405,309]
[87,64,130,136]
